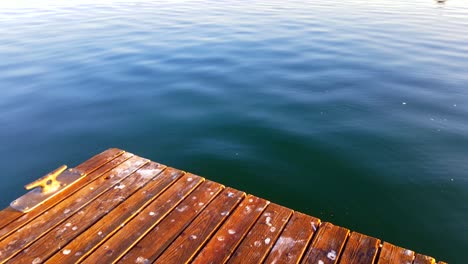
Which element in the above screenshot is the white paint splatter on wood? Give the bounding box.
[327,250,337,260]
[177,205,189,212]
[114,183,125,190]
[136,256,149,263]
[62,249,71,255]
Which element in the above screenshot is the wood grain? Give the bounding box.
[191,194,270,264]
[9,161,165,263]
[301,222,349,264]
[377,242,415,264]
[0,152,133,242]
[264,212,320,264]
[117,180,223,263]
[153,187,244,264]
[45,166,183,263]
[228,203,292,264]
[0,155,148,262]
[81,173,204,264]
[0,148,124,230]
[414,253,436,264]
[339,232,380,264]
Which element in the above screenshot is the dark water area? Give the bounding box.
[1,0,467,261]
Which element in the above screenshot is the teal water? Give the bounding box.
[1,0,467,262]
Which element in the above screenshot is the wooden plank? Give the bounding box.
[191,195,270,264]
[0,152,133,242]
[0,148,124,230]
[377,242,415,264]
[14,162,171,263]
[81,173,204,264]
[413,253,436,264]
[301,222,350,264]
[228,203,293,264]
[339,232,380,264]
[0,156,149,262]
[46,167,184,263]
[9,161,165,263]
[117,180,224,263]
[75,148,126,174]
[153,187,244,264]
[264,212,320,264]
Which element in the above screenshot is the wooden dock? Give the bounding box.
[0,148,446,264]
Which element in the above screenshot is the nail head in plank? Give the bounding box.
[377,242,415,264]
[117,180,223,263]
[228,203,292,264]
[264,212,320,264]
[192,194,270,264]
[153,187,245,264]
[81,174,204,264]
[45,165,182,263]
[301,222,350,264]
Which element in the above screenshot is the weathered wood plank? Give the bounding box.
[0,148,125,230]
[413,253,436,264]
[191,195,270,264]
[153,187,244,264]
[0,156,149,262]
[301,222,350,264]
[117,180,223,263]
[339,232,380,264]
[9,161,165,263]
[81,173,204,264]
[228,203,292,264]
[377,242,415,264]
[0,152,133,242]
[46,167,184,263]
[264,212,320,264]
[75,148,126,174]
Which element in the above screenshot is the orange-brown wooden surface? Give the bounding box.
[301,222,350,264]
[10,160,165,263]
[0,148,447,264]
[0,151,131,242]
[339,232,380,264]
[117,180,223,263]
[0,148,124,231]
[377,242,415,264]
[192,195,270,264]
[153,187,245,264]
[0,155,148,262]
[81,173,204,264]
[264,212,320,264]
[46,167,183,263]
[414,253,436,264]
[228,203,292,264]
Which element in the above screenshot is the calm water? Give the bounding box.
[1,0,467,261]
